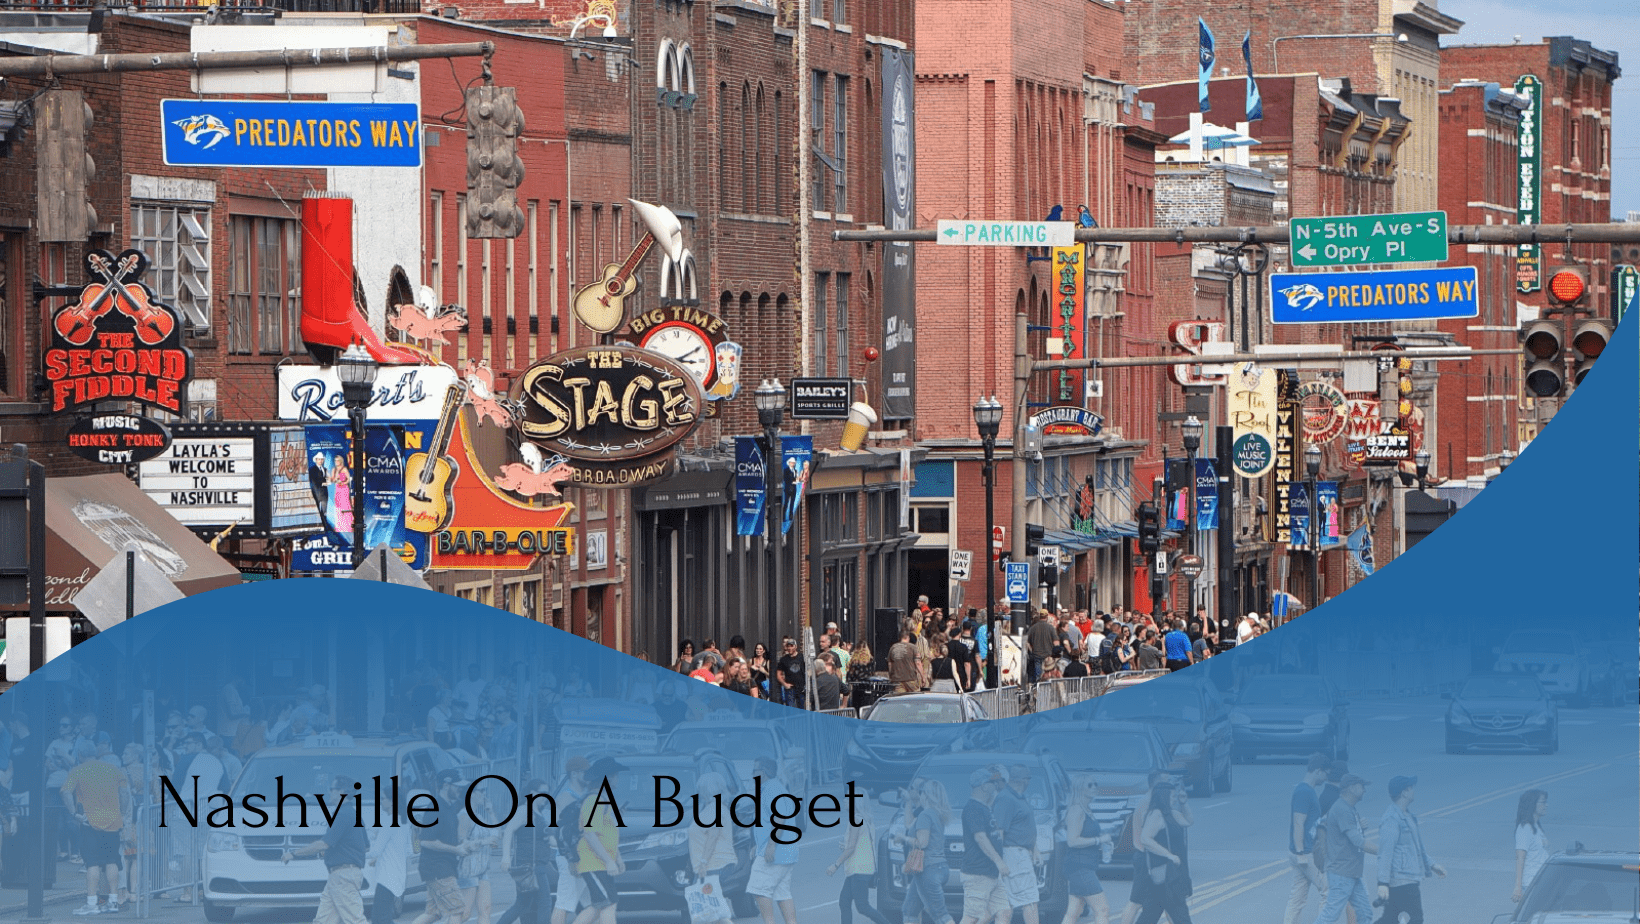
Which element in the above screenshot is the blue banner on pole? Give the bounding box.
[1271,267,1479,323]
[1195,458,1218,530]
[1242,31,1263,121]
[1290,481,1311,549]
[1346,521,1375,576]
[780,435,813,537]
[1198,19,1216,113]
[734,436,765,537]
[161,99,423,168]
[296,423,427,571]
[1316,481,1340,547]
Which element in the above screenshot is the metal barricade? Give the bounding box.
[130,801,203,916]
[816,707,858,719]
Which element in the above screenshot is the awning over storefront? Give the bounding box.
[1044,528,1109,553]
[41,474,242,609]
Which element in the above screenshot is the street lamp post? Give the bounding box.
[973,396,1003,688]
[755,379,786,672]
[1181,415,1203,618]
[336,343,378,569]
[1305,444,1321,615]
[1415,450,1431,491]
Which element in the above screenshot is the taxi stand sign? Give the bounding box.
[1270,266,1479,324]
[1005,561,1032,604]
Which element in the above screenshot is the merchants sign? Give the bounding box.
[515,345,705,488]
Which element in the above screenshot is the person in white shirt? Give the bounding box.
[1512,790,1550,904]
[453,665,488,724]
[1082,620,1107,668]
[1237,612,1261,645]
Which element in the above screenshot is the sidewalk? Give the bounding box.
[0,857,123,918]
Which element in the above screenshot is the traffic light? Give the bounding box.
[35,89,97,243]
[1520,320,1565,397]
[1570,318,1613,387]
[1137,502,1160,553]
[466,86,526,239]
[1544,265,1589,312]
[1024,523,1045,557]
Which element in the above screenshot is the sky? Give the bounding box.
[1439,0,1636,219]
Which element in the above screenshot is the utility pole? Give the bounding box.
[1010,312,1029,636]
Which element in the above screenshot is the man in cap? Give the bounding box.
[1314,774,1377,924]
[571,758,627,924]
[283,775,370,924]
[61,737,127,915]
[1375,776,1444,924]
[410,770,472,924]
[958,766,1009,924]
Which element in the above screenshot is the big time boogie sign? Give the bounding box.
[44,250,193,414]
[514,345,706,488]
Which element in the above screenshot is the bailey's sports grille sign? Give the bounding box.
[44,249,193,415]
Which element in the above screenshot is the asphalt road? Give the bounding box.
[140,695,1637,924]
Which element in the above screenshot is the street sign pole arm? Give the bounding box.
[1033,347,1519,374]
[0,42,497,78]
[835,222,1640,245]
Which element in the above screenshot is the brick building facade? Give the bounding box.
[1433,80,1526,483]
[908,0,1160,619]
[1443,37,1621,444]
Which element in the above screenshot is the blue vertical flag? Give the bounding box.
[734,436,766,537]
[1198,18,1216,112]
[1195,459,1219,530]
[1316,481,1340,546]
[1243,31,1263,121]
[1290,482,1311,549]
[780,435,813,537]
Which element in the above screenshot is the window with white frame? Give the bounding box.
[131,202,211,331]
[659,250,699,306]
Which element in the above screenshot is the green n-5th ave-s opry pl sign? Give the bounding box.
[1290,211,1448,267]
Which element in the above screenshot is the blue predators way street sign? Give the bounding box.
[1005,562,1031,604]
[1269,266,1479,324]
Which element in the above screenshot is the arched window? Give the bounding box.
[678,45,697,102]
[656,40,675,97]
[718,81,729,209]
[773,91,784,213]
[741,82,752,213]
[755,84,767,214]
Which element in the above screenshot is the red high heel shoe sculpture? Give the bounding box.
[300,192,423,365]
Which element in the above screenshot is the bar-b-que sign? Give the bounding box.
[514,345,705,488]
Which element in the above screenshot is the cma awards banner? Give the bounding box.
[734,435,765,537]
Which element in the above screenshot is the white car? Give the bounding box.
[1495,630,1592,705]
[662,719,801,785]
[199,736,459,922]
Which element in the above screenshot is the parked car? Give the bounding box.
[842,693,991,794]
[1444,673,1559,754]
[200,735,458,922]
[875,751,1071,923]
[1490,847,1640,923]
[1494,630,1593,706]
[600,750,759,916]
[662,719,800,788]
[1089,678,1232,797]
[1228,674,1351,762]
[1020,720,1181,871]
